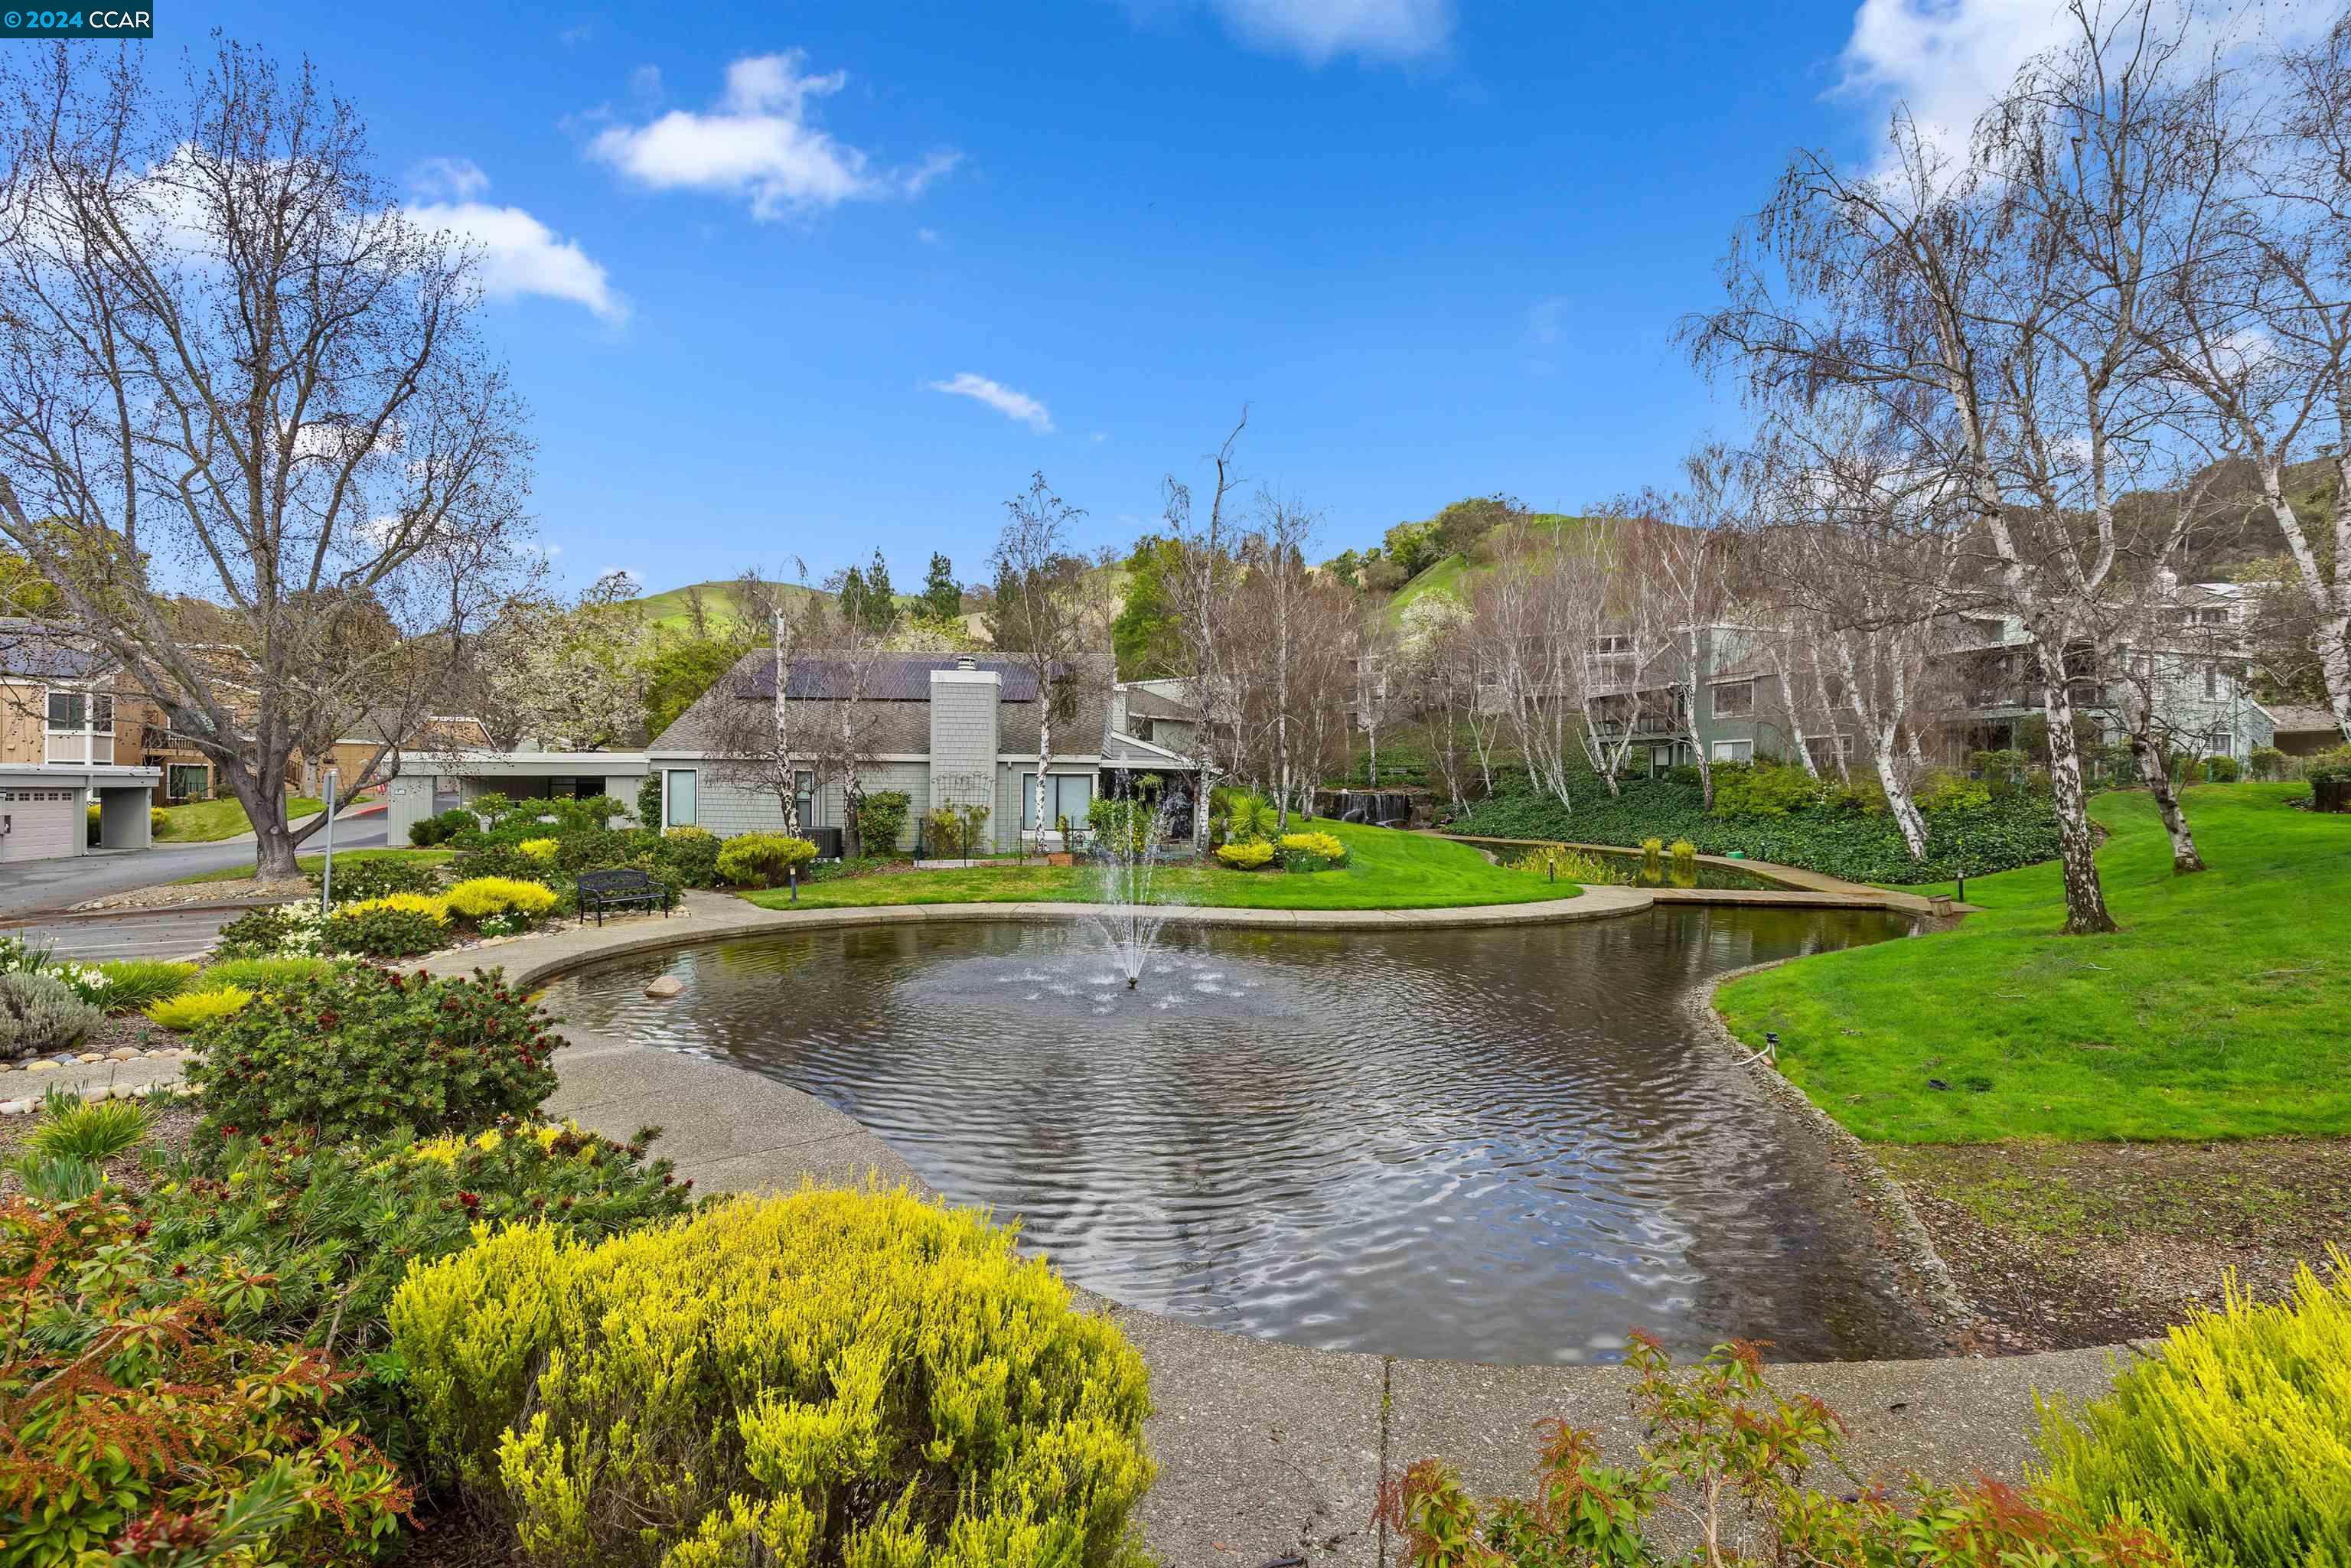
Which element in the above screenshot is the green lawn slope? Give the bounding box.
[1383,514,1607,628]
[1716,784,2351,1143]
[742,817,1577,912]
[153,795,324,843]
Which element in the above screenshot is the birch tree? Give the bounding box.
[1159,412,1248,843]
[0,42,537,877]
[990,472,1091,852]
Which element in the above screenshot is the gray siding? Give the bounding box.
[928,670,999,842]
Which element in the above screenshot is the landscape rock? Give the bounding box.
[25,1061,56,1072]
[644,975,686,999]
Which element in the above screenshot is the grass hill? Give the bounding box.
[1381,513,1609,628]
[628,578,983,642]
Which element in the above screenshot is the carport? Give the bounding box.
[0,764,163,862]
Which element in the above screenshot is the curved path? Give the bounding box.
[419,893,2132,1568]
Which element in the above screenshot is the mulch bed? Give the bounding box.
[0,1099,199,1198]
[1880,1138,2351,1353]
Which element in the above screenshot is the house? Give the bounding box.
[0,620,160,861]
[2265,706,2346,758]
[641,651,1195,853]
[382,745,650,840]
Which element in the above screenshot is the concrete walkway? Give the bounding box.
[1433,834,1971,917]
[416,895,2134,1568]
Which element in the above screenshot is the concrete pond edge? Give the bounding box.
[399,892,2144,1566]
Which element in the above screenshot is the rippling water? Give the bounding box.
[546,907,1934,1365]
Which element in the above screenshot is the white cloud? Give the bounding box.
[409,156,491,202]
[408,191,625,321]
[1833,0,2331,161]
[929,373,1054,433]
[1201,0,1453,64]
[629,64,664,105]
[587,51,959,220]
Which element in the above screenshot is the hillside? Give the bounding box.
[1382,513,1608,628]
[628,578,984,643]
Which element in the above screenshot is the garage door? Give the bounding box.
[0,788,80,862]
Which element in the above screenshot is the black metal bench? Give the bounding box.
[576,867,672,926]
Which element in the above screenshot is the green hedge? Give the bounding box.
[1452,772,2065,884]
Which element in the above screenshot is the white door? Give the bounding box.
[0,787,80,862]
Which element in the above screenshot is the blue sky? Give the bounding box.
[194,0,2056,594]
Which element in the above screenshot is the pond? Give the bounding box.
[545,907,1935,1367]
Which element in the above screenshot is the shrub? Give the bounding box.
[2035,1253,2351,1568]
[1913,766,1993,813]
[1516,844,1626,885]
[1277,830,1348,870]
[2200,754,2241,783]
[90,959,199,1013]
[0,1192,412,1565]
[22,1085,150,1165]
[315,853,445,903]
[200,954,342,994]
[148,986,256,1031]
[186,967,561,1145]
[1640,836,1664,881]
[636,771,665,829]
[409,806,481,846]
[324,899,450,959]
[142,1119,691,1354]
[444,876,560,920]
[2250,745,2288,781]
[0,971,103,1061]
[1712,760,1824,819]
[2307,745,2351,786]
[1216,839,1275,869]
[149,805,166,835]
[657,825,722,885]
[923,803,991,859]
[212,899,331,959]
[41,957,124,1009]
[447,839,559,888]
[1386,1335,2179,1568]
[390,1189,1153,1568]
[850,788,911,853]
[716,831,818,888]
[1219,791,1280,844]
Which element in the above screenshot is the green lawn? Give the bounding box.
[171,846,454,885]
[1717,783,2351,1143]
[153,795,324,843]
[742,817,1579,912]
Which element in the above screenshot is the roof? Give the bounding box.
[2265,705,2343,736]
[0,618,113,681]
[1119,684,1195,721]
[735,654,1057,703]
[654,648,1113,760]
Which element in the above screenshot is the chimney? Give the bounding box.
[956,654,977,671]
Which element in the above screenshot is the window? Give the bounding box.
[2204,662,2219,698]
[794,770,817,829]
[1712,739,1753,764]
[1711,680,1755,719]
[1650,745,1675,774]
[1806,735,1854,769]
[166,764,208,800]
[1019,772,1094,831]
[2207,731,2232,757]
[45,690,112,732]
[663,768,697,827]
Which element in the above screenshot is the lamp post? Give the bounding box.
[319,768,337,907]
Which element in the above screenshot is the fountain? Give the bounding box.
[1082,795,1176,988]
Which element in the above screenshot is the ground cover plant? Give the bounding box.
[0,1189,413,1565]
[1454,764,2064,883]
[742,818,1580,912]
[147,984,256,1032]
[390,1187,1154,1568]
[0,971,103,1061]
[1716,784,2351,1142]
[174,846,457,887]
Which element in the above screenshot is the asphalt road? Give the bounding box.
[0,808,387,959]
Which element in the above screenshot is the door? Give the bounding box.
[0,787,80,862]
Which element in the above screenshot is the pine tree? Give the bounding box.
[862,549,898,633]
[921,552,961,621]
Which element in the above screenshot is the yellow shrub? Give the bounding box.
[2036,1250,2351,1568]
[1277,830,1348,867]
[517,837,559,862]
[390,1188,1154,1568]
[146,986,255,1031]
[444,877,559,919]
[341,892,451,924]
[1215,839,1275,869]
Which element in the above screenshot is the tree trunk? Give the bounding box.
[1034,696,1053,854]
[1769,647,1819,779]
[2036,649,2118,934]
[2131,733,2205,874]
[1875,740,1929,862]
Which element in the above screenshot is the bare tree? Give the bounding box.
[1236,490,1320,829]
[1353,616,1397,787]
[990,472,1091,852]
[0,43,536,876]
[706,564,813,837]
[1159,412,1249,844]
[1628,457,1742,812]
[800,589,891,859]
